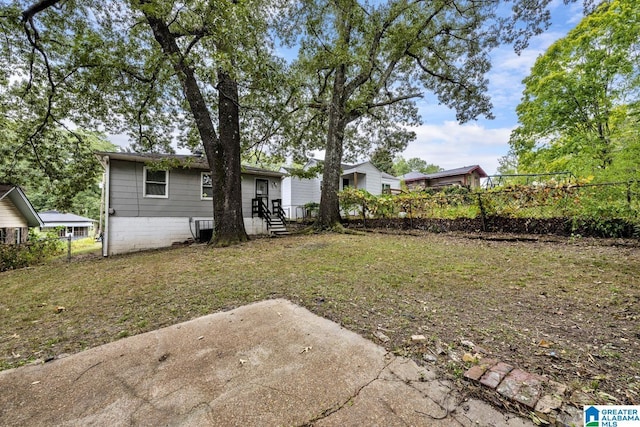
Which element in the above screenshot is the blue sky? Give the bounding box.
[400,1,585,175]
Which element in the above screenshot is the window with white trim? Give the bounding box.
[143,167,168,198]
[201,172,213,199]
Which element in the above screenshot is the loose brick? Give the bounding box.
[479,362,513,389]
[463,358,498,382]
[464,365,488,381]
[535,393,563,414]
[497,369,546,409]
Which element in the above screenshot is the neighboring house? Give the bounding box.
[96,152,285,256]
[280,159,401,220]
[0,184,43,245]
[39,210,97,240]
[403,165,488,190]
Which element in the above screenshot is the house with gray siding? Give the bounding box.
[96,152,285,256]
[280,159,401,220]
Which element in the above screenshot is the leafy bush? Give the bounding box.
[337,180,640,236]
[0,230,63,272]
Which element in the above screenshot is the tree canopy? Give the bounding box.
[509,0,640,180]
[277,0,574,228]
[391,156,442,177]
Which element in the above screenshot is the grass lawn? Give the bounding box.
[1,232,638,405]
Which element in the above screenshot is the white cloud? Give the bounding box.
[402,122,514,175]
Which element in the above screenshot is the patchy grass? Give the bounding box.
[1,232,639,405]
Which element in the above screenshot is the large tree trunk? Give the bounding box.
[316,66,347,230]
[144,12,247,246]
[209,70,248,246]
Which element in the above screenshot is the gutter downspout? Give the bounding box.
[99,155,110,257]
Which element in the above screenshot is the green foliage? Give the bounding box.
[0,128,114,219]
[287,164,325,180]
[0,230,63,272]
[392,156,443,177]
[510,0,640,179]
[338,180,640,237]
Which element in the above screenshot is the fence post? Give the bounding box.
[66,234,72,262]
[477,193,486,232]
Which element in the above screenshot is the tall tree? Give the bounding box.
[281,0,564,229]
[509,0,640,178]
[1,0,280,246]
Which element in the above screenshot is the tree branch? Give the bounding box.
[21,0,64,22]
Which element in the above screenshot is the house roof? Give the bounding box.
[38,210,96,227]
[399,171,428,180]
[95,152,284,178]
[404,165,487,183]
[381,172,399,180]
[0,184,44,227]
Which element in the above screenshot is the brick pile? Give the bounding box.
[464,358,583,426]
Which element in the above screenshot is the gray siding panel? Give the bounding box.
[109,160,214,218]
[109,159,281,219]
[241,174,282,216]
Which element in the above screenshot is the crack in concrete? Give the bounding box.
[382,364,464,425]
[296,355,396,426]
[74,360,103,382]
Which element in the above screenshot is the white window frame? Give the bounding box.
[143,167,169,198]
[201,172,213,200]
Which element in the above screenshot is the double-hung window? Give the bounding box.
[143,167,168,198]
[201,173,213,199]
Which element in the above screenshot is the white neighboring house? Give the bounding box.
[39,210,97,240]
[280,159,401,220]
[96,151,286,257]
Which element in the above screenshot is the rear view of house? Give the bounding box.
[0,184,43,245]
[96,152,285,256]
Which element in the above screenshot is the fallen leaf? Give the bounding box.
[598,391,619,402]
[31,381,40,385]
[530,412,550,426]
[538,339,552,348]
[462,353,478,363]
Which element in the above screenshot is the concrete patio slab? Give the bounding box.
[0,299,534,426]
